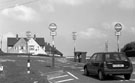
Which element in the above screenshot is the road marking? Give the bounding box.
[80,69,84,71]
[67,72,79,79]
[55,79,74,83]
[130,79,135,81]
[48,75,68,80]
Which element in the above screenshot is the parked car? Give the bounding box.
[84,52,133,80]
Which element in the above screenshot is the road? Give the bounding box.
[47,62,135,83]
[0,56,135,83]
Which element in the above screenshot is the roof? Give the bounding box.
[35,38,45,46]
[93,52,124,54]
[45,42,63,56]
[7,37,45,46]
[7,38,20,47]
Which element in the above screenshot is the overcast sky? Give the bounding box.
[0,0,135,56]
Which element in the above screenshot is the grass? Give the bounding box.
[0,55,61,83]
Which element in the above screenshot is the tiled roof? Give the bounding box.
[35,38,45,46]
[7,38,20,47]
[7,37,45,46]
[45,42,63,56]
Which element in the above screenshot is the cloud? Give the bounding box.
[130,27,135,34]
[1,5,39,21]
[2,32,16,41]
[79,28,107,39]
[119,0,135,9]
[49,0,90,6]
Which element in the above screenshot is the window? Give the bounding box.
[95,54,103,61]
[90,54,97,61]
[105,53,128,61]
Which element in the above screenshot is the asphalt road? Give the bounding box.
[0,55,135,83]
[47,62,135,83]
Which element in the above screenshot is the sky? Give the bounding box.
[0,0,134,56]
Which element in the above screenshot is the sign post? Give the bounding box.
[114,23,123,52]
[49,23,57,68]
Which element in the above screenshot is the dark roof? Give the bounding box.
[7,38,20,47]
[0,49,4,54]
[7,37,45,46]
[35,38,45,46]
[45,42,63,56]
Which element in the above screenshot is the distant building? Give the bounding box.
[7,34,63,56]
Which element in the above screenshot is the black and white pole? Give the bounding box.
[26,31,32,74]
[27,55,30,74]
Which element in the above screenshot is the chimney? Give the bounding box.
[34,34,36,40]
[16,34,19,40]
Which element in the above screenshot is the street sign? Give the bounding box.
[26,31,32,39]
[50,32,57,36]
[114,23,122,32]
[49,23,57,32]
[115,31,121,36]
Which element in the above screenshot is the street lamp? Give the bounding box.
[114,22,123,52]
[26,31,32,74]
[49,23,57,68]
[72,32,77,62]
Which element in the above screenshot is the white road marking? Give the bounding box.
[80,69,84,71]
[130,79,135,81]
[48,75,68,80]
[67,72,79,79]
[55,79,74,83]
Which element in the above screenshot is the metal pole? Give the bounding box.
[52,35,55,68]
[117,35,120,52]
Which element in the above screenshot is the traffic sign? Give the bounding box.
[49,23,57,32]
[114,23,122,32]
[50,32,57,36]
[115,31,121,36]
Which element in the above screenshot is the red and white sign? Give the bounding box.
[114,23,122,32]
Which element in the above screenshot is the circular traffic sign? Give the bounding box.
[26,31,32,39]
[114,23,122,32]
[49,23,57,32]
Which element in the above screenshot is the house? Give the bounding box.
[7,34,63,56]
[7,34,46,55]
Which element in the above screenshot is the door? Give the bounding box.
[87,54,97,74]
[92,54,103,74]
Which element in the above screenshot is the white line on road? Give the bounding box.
[80,69,84,71]
[67,72,79,79]
[55,79,74,83]
[130,79,135,81]
[48,75,69,80]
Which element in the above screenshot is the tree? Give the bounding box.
[121,41,135,57]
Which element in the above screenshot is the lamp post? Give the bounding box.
[49,23,57,68]
[72,32,77,62]
[114,23,122,52]
[26,31,32,74]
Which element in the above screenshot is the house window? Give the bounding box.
[15,47,17,50]
[29,45,34,50]
[21,46,23,50]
